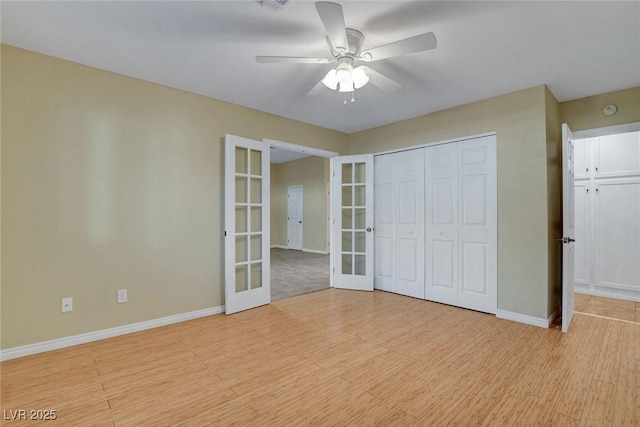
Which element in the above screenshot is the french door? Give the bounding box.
[332,155,374,291]
[224,135,270,314]
[561,124,576,333]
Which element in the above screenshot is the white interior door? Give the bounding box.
[287,185,303,250]
[562,124,576,333]
[425,136,497,314]
[224,134,270,314]
[593,178,640,296]
[425,143,459,306]
[332,155,374,291]
[374,150,425,298]
[457,137,497,313]
[374,154,397,293]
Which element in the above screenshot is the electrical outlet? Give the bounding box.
[61,297,73,313]
[117,289,128,304]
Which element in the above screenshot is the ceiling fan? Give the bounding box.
[256,1,437,100]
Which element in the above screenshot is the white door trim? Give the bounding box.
[264,138,339,158]
[373,132,497,157]
[572,121,640,139]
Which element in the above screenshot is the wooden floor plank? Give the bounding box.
[1,289,638,426]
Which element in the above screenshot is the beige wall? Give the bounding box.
[545,87,562,316]
[0,46,347,349]
[270,157,329,252]
[349,86,553,319]
[560,87,640,132]
[3,43,638,351]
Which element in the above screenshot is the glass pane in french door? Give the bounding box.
[235,148,263,292]
[341,162,367,276]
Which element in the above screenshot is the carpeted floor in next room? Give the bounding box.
[271,248,330,300]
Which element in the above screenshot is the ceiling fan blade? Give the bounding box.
[256,56,331,64]
[361,32,437,62]
[315,2,349,53]
[364,67,401,92]
[307,80,326,96]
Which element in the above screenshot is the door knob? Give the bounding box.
[366,227,372,232]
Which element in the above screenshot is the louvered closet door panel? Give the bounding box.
[457,137,497,314]
[425,144,459,306]
[374,154,397,292]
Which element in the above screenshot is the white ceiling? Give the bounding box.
[2,1,639,134]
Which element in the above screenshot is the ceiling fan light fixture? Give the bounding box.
[335,67,352,85]
[338,80,354,93]
[352,66,369,89]
[322,69,339,90]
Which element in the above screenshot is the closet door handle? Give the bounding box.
[366,227,372,232]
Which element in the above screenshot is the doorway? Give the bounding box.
[268,139,337,301]
[571,123,640,322]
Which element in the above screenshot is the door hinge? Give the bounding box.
[224,230,227,237]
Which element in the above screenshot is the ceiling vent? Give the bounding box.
[257,0,292,11]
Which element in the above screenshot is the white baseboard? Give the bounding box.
[496,309,553,329]
[0,306,224,362]
[270,245,329,255]
[302,248,329,255]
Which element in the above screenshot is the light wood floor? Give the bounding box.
[1,289,638,426]
[575,293,640,323]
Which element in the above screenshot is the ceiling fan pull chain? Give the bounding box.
[344,93,347,105]
[351,91,355,103]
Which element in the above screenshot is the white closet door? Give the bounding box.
[457,137,497,314]
[374,154,397,292]
[594,132,640,178]
[396,150,425,298]
[573,181,592,291]
[593,178,640,297]
[574,138,591,180]
[425,143,459,306]
[374,150,425,298]
[425,136,497,314]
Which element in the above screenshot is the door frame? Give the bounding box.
[570,121,640,303]
[572,121,640,139]
[264,139,338,286]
